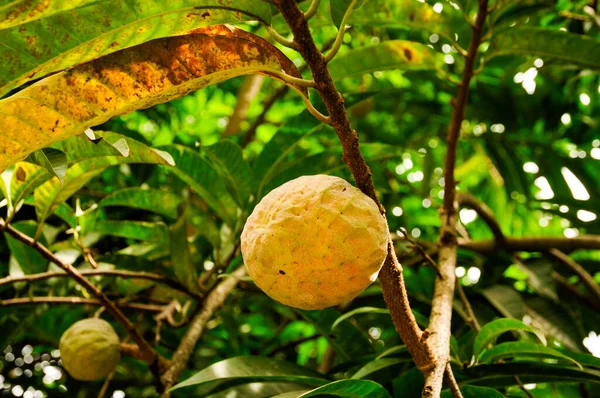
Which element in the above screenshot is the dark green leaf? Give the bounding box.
[100,188,181,220]
[441,385,506,398]
[3,221,48,275]
[273,379,392,398]
[478,341,583,369]
[170,356,326,393]
[170,206,200,294]
[473,318,545,357]
[24,148,67,183]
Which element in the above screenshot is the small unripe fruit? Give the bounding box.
[241,175,388,310]
[59,318,121,381]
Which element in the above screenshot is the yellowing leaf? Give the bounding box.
[0,25,305,172]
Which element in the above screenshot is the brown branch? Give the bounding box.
[223,75,265,136]
[426,1,489,396]
[460,236,600,253]
[273,0,431,373]
[160,267,246,396]
[0,218,160,365]
[0,296,164,312]
[456,192,505,245]
[548,249,600,303]
[455,280,481,331]
[0,269,202,299]
[445,364,464,398]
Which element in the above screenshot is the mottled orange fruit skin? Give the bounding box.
[241,175,389,310]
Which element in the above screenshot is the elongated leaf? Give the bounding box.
[332,307,390,330]
[170,356,326,393]
[33,132,173,236]
[273,380,392,398]
[491,0,553,26]
[90,220,169,243]
[473,318,544,357]
[524,296,583,351]
[329,41,446,81]
[170,206,200,294]
[376,345,407,360]
[51,132,129,162]
[9,162,50,215]
[487,28,600,70]
[0,0,95,29]
[100,188,181,220]
[347,0,465,40]
[478,341,582,369]
[204,139,253,209]
[24,148,67,183]
[3,221,48,274]
[352,358,406,380]
[457,362,600,386]
[481,285,525,319]
[0,1,272,94]
[0,25,304,171]
[441,385,506,398]
[330,0,366,27]
[163,145,239,227]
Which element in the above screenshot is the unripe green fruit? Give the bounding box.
[59,318,121,381]
[241,175,388,310]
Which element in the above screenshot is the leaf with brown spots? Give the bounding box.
[0,0,272,96]
[328,40,446,82]
[0,25,306,172]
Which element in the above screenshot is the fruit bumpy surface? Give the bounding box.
[241,175,388,310]
[59,318,121,381]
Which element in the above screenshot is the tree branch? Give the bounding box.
[0,296,164,312]
[426,1,488,396]
[460,236,600,253]
[0,218,161,365]
[0,269,202,299]
[548,249,600,303]
[160,267,246,396]
[272,0,432,372]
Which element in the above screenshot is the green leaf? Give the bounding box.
[330,0,366,28]
[0,0,273,95]
[8,162,51,218]
[273,380,392,398]
[376,345,407,360]
[162,145,239,227]
[441,385,506,398]
[100,188,181,220]
[457,362,600,386]
[3,221,49,274]
[487,28,600,70]
[347,0,465,40]
[204,139,253,209]
[33,131,173,237]
[473,318,545,358]
[51,131,130,161]
[90,220,169,243]
[296,308,373,361]
[478,341,583,369]
[170,356,326,393]
[24,148,67,183]
[329,41,446,82]
[331,307,390,330]
[491,0,554,26]
[352,358,406,380]
[170,206,200,294]
[481,285,526,319]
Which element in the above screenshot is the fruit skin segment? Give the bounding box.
[241,175,389,310]
[59,318,121,381]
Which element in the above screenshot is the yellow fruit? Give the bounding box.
[59,318,121,381]
[241,175,388,310]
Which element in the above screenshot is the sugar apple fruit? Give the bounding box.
[59,318,121,381]
[241,175,388,310]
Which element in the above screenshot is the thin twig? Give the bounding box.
[242,36,337,147]
[548,249,600,303]
[160,267,246,396]
[0,296,164,312]
[425,1,489,396]
[460,236,600,253]
[0,269,202,299]
[445,364,464,398]
[455,281,481,331]
[0,218,161,365]
[304,0,321,20]
[323,0,357,63]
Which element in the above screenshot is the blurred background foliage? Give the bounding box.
[1,0,600,397]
